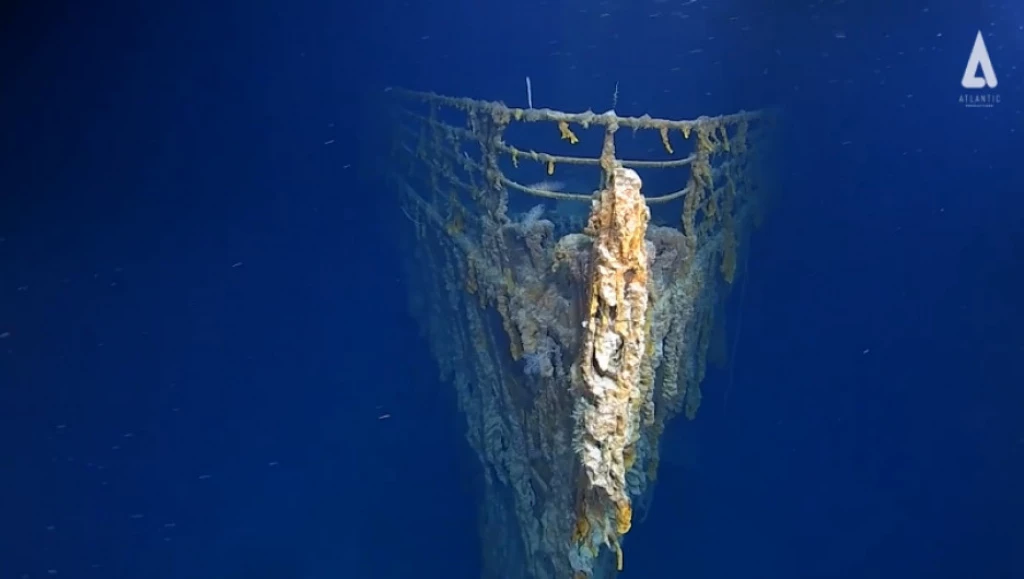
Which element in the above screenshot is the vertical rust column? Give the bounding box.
[570,166,650,577]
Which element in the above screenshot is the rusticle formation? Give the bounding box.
[391,88,771,578]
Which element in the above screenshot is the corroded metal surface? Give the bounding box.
[391,88,769,578]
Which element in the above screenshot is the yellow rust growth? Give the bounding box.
[659,127,673,154]
[547,160,555,175]
[511,149,519,168]
[682,125,692,139]
[616,500,633,535]
[696,125,716,160]
[558,120,580,144]
[624,444,637,471]
[574,166,650,576]
[572,510,591,544]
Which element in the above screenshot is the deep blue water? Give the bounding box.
[0,0,1021,577]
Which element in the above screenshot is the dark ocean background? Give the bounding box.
[0,0,1021,577]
